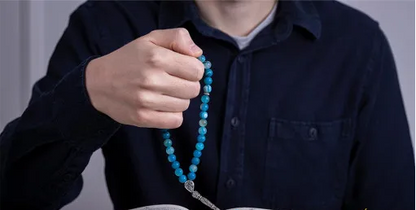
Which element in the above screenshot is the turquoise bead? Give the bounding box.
[166,147,175,155]
[198,127,207,135]
[191,157,200,165]
[193,150,202,157]
[196,142,205,151]
[162,132,170,139]
[189,164,198,172]
[204,77,213,85]
[197,135,206,142]
[201,95,210,103]
[204,61,212,69]
[163,139,172,147]
[171,161,180,169]
[205,69,213,77]
[167,154,176,162]
[187,172,196,181]
[199,119,208,127]
[200,103,209,111]
[198,55,206,62]
[199,111,208,119]
[203,85,212,93]
[179,175,187,183]
[175,168,183,176]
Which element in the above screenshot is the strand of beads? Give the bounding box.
[162,54,213,184]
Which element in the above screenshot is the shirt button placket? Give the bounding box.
[216,54,247,206]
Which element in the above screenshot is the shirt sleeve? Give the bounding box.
[342,27,414,210]
[0,3,120,210]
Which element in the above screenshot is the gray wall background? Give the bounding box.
[0,1,414,210]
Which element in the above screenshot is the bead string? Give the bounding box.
[161,55,213,184]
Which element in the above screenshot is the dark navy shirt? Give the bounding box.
[1,1,414,210]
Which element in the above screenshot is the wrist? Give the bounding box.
[85,57,107,114]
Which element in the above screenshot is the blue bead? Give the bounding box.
[163,139,172,147]
[192,157,200,165]
[162,132,170,139]
[193,150,202,157]
[205,69,213,77]
[166,147,175,155]
[204,61,212,69]
[187,172,196,181]
[161,129,168,133]
[199,111,208,119]
[199,119,208,127]
[171,161,180,169]
[198,127,207,135]
[167,154,176,162]
[200,103,209,111]
[203,85,212,93]
[201,95,210,103]
[197,135,206,142]
[196,142,205,151]
[204,77,213,85]
[175,168,183,176]
[179,175,187,183]
[198,55,206,62]
[189,164,198,172]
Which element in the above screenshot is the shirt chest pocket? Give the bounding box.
[263,118,352,210]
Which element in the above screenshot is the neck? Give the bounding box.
[195,0,277,37]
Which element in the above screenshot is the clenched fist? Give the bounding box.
[86,28,205,129]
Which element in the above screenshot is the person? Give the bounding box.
[0,0,414,209]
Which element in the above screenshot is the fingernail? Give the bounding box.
[190,44,202,54]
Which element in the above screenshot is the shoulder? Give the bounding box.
[312,1,391,88]
[313,0,382,41]
[69,0,161,53]
[313,1,388,66]
[77,0,160,16]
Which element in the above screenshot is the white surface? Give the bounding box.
[130,205,269,210]
[0,1,414,210]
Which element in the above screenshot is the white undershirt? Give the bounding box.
[230,3,278,50]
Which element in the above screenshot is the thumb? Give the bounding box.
[145,28,203,57]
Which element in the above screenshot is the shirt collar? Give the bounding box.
[158,0,322,40]
[275,0,321,39]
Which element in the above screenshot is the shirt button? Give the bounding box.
[231,117,240,127]
[309,127,318,140]
[237,56,245,63]
[226,178,235,189]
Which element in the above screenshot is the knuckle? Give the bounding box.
[190,82,201,98]
[176,28,189,37]
[135,109,147,124]
[171,114,183,128]
[147,49,163,66]
[183,100,191,110]
[173,28,190,48]
[141,74,158,89]
[145,29,162,41]
[136,92,150,107]
[148,29,160,37]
